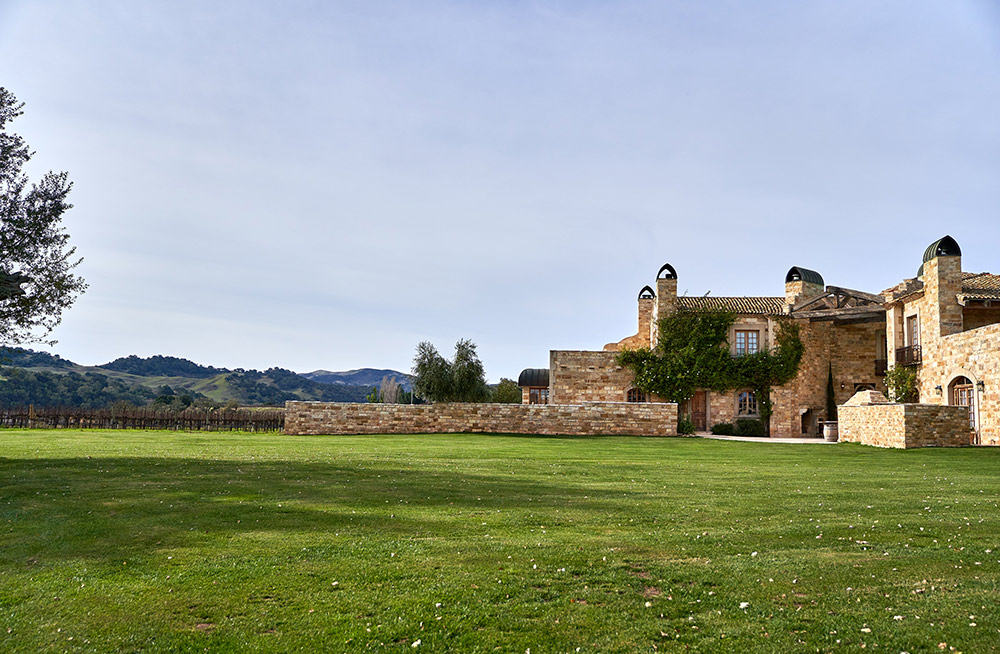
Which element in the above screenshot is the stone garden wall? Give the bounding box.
[838,391,971,449]
[284,401,679,437]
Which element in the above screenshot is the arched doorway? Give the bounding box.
[949,376,978,443]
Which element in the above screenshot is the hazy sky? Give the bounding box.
[2,1,999,380]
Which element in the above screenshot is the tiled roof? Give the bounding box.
[677,296,786,315]
[882,278,923,303]
[962,272,1000,299]
[883,272,1000,303]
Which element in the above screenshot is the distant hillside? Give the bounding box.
[302,368,412,391]
[100,354,226,378]
[223,368,370,405]
[0,347,75,369]
[0,366,157,408]
[0,350,375,408]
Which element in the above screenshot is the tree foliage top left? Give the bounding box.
[0,88,86,345]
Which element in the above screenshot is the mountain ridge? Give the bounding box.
[0,348,409,408]
[300,368,413,391]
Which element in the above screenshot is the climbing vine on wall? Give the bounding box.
[616,308,737,404]
[616,307,805,434]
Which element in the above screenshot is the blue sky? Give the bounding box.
[1,1,998,380]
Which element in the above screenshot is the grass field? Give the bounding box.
[1,430,999,653]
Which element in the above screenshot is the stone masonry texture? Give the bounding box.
[284,401,680,437]
[839,390,971,449]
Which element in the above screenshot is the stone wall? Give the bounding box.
[838,391,972,449]
[549,350,638,404]
[747,319,885,438]
[914,322,1000,446]
[284,401,679,437]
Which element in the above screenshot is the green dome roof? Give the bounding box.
[785,266,824,286]
[922,235,961,262]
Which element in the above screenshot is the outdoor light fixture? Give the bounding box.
[935,385,943,395]
[977,380,985,393]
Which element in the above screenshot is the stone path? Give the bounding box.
[699,433,835,444]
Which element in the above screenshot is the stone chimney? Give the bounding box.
[651,263,677,345]
[784,266,825,308]
[921,235,963,339]
[636,286,656,349]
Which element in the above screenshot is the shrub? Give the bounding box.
[677,416,695,435]
[734,418,766,437]
[711,422,735,435]
[884,365,918,403]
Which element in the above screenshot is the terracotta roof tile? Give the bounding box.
[962,272,1000,294]
[677,296,786,315]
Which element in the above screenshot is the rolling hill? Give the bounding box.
[0,348,401,408]
[300,368,413,390]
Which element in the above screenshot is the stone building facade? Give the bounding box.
[519,236,999,445]
[882,237,1000,445]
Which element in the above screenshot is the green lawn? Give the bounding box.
[1,430,998,653]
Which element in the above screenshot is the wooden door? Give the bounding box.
[692,390,707,432]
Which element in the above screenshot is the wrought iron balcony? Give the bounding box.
[895,345,921,366]
[874,359,888,376]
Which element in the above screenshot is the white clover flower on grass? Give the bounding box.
[739,602,749,609]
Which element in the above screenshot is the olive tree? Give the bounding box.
[412,338,490,403]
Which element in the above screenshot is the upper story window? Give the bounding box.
[627,388,647,403]
[735,330,760,355]
[906,314,919,346]
[737,390,758,416]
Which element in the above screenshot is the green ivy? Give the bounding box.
[616,307,805,435]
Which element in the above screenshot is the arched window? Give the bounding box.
[627,388,647,403]
[737,390,758,416]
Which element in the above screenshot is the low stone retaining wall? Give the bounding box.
[284,401,679,437]
[838,391,971,449]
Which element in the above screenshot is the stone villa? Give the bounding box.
[519,236,1000,445]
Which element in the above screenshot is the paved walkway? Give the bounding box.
[699,433,835,444]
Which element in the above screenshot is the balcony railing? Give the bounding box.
[895,345,922,366]
[874,359,888,376]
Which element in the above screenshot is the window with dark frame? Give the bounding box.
[735,329,760,355]
[906,314,919,346]
[627,388,647,403]
[737,390,758,416]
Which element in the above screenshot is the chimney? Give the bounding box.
[921,235,963,338]
[636,286,656,348]
[651,263,677,345]
[785,266,824,308]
